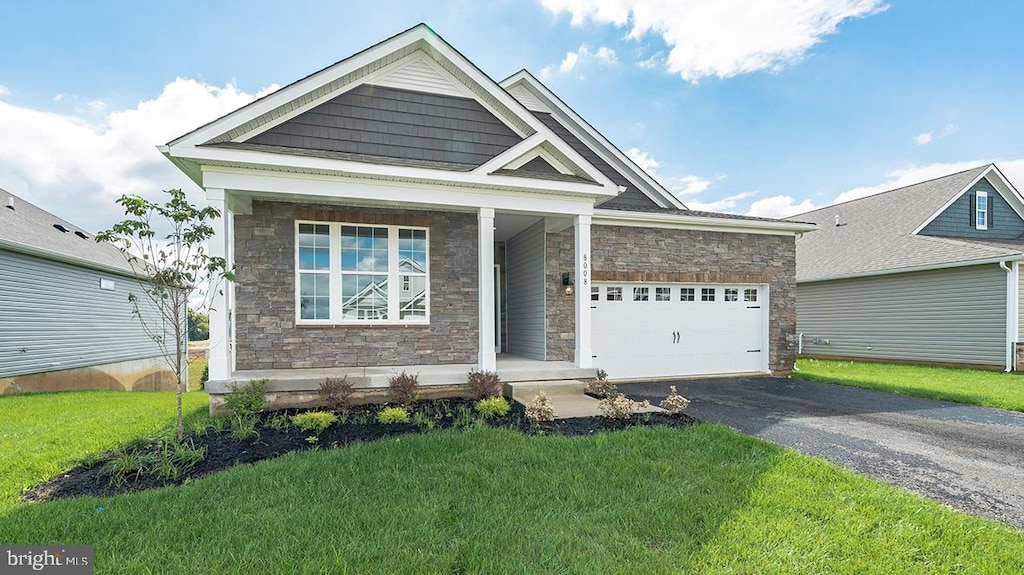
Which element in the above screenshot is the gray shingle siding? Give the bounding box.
[0,249,167,378]
[531,112,661,211]
[920,177,1024,240]
[247,85,522,168]
[797,264,1007,367]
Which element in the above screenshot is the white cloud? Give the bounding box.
[664,174,714,197]
[688,191,756,212]
[747,195,818,218]
[540,43,618,79]
[540,0,888,82]
[52,93,65,103]
[0,85,9,97]
[913,123,956,146]
[0,78,276,233]
[625,146,660,175]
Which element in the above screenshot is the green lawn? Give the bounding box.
[188,357,208,390]
[0,390,209,513]
[1,392,1021,573]
[795,358,1024,412]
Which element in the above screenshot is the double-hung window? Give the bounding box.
[297,222,429,324]
[976,191,988,230]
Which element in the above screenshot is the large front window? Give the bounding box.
[297,222,429,323]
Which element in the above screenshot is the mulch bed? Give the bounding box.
[23,399,696,504]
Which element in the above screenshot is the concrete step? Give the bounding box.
[507,379,589,401]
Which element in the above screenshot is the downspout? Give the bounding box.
[1000,260,1017,372]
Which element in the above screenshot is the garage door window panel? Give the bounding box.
[680,287,695,302]
[701,288,715,302]
[607,287,623,301]
[724,288,738,302]
[633,287,649,301]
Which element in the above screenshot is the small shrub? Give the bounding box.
[598,393,650,420]
[319,376,355,412]
[525,392,557,425]
[584,368,616,398]
[659,386,691,415]
[475,396,511,419]
[584,379,617,398]
[224,378,269,421]
[466,369,502,399]
[377,406,410,424]
[291,411,338,433]
[388,371,420,406]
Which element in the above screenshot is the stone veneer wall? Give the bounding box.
[545,224,798,372]
[233,201,478,370]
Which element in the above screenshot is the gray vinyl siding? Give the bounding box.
[797,264,1006,367]
[531,112,661,211]
[920,177,1024,239]
[505,221,546,360]
[1018,266,1024,340]
[0,249,168,378]
[248,85,521,168]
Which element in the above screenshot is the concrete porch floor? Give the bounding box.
[210,355,597,395]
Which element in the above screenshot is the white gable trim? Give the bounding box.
[470,133,616,190]
[167,25,549,148]
[501,71,686,210]
[368,51,470,98]
[912,165,1024,235]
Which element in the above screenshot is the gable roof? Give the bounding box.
[500,70,686,210]
[0,189,135,276]
[161,24,618,200]
[787,164,1024,282]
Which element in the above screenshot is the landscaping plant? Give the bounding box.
[474,396,510,419]
[525,392,557,425]
[319,376,355,412]
[583,368,616,398]
[598,394,651,420]
[97,189,234,441]
[291,411,338,434]
[466,369,502,399]
[660,386,691,414]
[223,378,268,426]
[377,406,410,425]
[387,371,420,406]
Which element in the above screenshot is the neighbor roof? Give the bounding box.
[788,165,1024,282]
[0,189,135,275]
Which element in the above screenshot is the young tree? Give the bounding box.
[97,189,233,441]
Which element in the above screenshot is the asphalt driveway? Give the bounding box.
[623,376,1024,529]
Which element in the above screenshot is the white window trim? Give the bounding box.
[976,191,989,230]
[294,220,430,326]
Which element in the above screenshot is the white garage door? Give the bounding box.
[591,283,767,379]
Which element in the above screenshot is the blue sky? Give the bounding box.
[2,0,1023,231]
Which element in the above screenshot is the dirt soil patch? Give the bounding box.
[24,399,695,504]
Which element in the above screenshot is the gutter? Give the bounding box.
[1001,259,1018,372]
[0,238,139,279]
[593,208,818,236]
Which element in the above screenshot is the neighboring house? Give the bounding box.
[160,24,813,408]
[788,164,1024,370]
[0,190,177,393]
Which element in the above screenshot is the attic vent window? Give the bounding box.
[53,224,70,233]
[5,197,13,210]
[74,231,89,239]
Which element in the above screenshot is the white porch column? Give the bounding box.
[574,214,593,368]
[478,208,497,370]
[206,188,233,382]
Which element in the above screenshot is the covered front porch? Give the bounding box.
[207,355,597,412]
